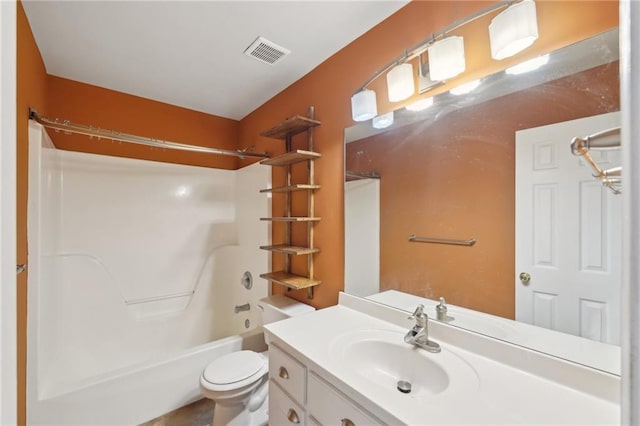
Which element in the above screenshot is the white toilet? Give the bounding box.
[200,294,315,426]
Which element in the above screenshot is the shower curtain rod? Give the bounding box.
[571,127,622,194]
[29,109,270,160]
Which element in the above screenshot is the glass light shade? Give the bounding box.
[428,36,466,81]
[351,89,377,122]
[386,63,415,102]
[489,0,539,60]
[405,97,434,112]
[372,111,394,129]
[505,54,549,75]
[449,79,481,96]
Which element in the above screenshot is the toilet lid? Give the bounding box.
[203,351,266,385]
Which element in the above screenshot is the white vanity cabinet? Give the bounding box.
[265,297,620,426]
[268,344,308,425]
[268,343,383,426]
[269,381,306,426]
[269,344,307,405]
[307,373,383,425]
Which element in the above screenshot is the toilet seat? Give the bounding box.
[201,351,267,392]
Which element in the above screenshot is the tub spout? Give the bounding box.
[234,303,250,314]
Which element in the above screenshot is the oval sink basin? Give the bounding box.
[330,329,479,400]
[344,338,450,395]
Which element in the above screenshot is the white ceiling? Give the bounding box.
[22,1,409,120]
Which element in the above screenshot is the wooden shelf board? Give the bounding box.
[260,150,321,167]
[260,217,321,222]
[260,116,321,140]
[260,245,320,255]
[260,184,320,193]
[260,271,321,289]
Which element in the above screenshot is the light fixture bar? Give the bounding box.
[353,0,516,94]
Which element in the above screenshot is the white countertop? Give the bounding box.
[264,294,619,425]
[367,290,621,376]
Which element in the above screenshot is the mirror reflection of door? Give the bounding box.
[345,178,380,297]
[515,112,621,345]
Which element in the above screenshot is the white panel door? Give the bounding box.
[515,112,621,345]
[345,179,380,297]
[0,1,17,423]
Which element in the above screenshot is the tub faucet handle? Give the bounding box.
[234,303,250,314]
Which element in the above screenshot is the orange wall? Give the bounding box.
[16,3,48,424]
[346,63,619,319]
[46,76,241,170]
[240,1,618,308]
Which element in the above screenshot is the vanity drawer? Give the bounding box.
[307,372,383,426]
[308,416,321,426]
[269,344,307,405]
[269,380,307,426]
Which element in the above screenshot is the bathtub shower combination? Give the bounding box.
[27,122,271,425]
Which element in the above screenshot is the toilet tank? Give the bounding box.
[257,294,315,324]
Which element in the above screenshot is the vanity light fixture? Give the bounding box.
[428,36,466,81]
[505,54,549,75]
[386,63,415,102]
[489,0,539,60]
[406,97,434,112]
[372,111,394,129]
[351,89,378,122]
[350,1,540,122]
[449,79,481,96]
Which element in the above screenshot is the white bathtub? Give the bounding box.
[28,329,266,425]
[27,122,271,425]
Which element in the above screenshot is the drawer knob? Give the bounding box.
[341,419,355,426]
[279,366,289,380]
[287,408,300,424]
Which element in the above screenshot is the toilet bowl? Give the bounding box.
[200,351,269,426]
[200,294,315,426]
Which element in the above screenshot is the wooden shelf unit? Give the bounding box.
[260,184,320,194]
[260,217,321,222]
[260,245,321,256]
[260,150,321,167]
[259,271,320,290]
[259,107,321,299]
[260,115,321,140]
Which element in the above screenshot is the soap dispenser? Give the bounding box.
[436,297,452,322]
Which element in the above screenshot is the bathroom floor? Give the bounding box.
[139,399,214,426]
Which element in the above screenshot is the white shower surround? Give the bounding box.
[27,121,270,424]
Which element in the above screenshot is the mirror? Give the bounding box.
[344,29,621,374]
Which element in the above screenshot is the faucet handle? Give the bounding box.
[436,297,453,322]
[436,297,447,312]
[408,304,425,320]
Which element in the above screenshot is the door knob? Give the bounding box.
[519,272,531,283]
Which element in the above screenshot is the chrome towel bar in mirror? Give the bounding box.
[408,235,477,247]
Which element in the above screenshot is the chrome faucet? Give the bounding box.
[404,304,441,353]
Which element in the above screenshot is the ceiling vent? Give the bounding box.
[244,36,291,66]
